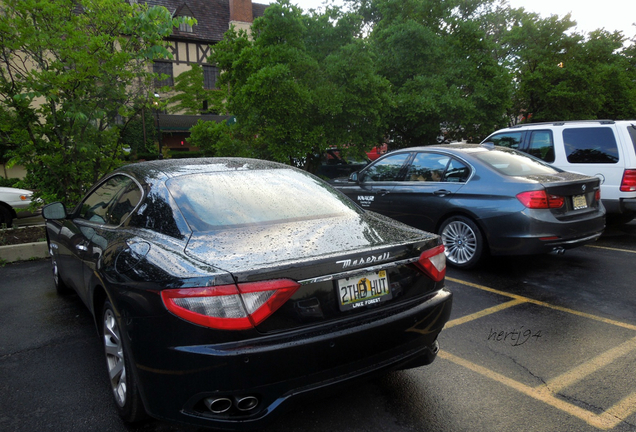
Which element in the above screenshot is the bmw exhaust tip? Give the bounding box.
[550,247,566,255]
[235,395,259,412]
[204,397,233,414]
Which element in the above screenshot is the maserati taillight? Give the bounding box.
[414,245,446,282]
[161,279,300,330]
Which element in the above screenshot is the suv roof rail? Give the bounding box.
[508,119,616,128]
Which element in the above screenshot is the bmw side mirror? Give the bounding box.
[42,202,68,220]
[348,172,359,182]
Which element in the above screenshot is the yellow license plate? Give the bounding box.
[573,194,587,210]
[337,270,391,311]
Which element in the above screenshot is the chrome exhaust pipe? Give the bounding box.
[550,247,565,255]
[204,397,233,414]
[234,395,259,412]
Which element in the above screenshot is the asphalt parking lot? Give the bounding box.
[1,222,635,432]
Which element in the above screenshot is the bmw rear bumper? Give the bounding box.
[483,208,606,256]
[128,288,452,430]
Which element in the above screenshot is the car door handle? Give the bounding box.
[377,189,391,196]
[434,189,452,197]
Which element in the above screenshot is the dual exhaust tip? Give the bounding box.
[204,395,259,414]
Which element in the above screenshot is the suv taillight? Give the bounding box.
[414,245,446,282]
[620,169,636,192]
[161,279,300,330]
[516,190,564,209]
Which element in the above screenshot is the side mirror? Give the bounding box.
[42,202,68,220]
[348,172,359,182]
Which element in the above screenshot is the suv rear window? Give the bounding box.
[167,169,360,231]
[563,127,619,164]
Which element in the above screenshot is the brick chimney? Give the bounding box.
[229,0,253,23]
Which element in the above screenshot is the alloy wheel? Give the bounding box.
[103,307,127,407]
[441,220,478,265]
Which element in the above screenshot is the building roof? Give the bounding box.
[146,0,268,43]
[157,114,231,131]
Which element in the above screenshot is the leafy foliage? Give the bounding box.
[496,5,636,123]
[188,0,391,171]
[0,0,190,206]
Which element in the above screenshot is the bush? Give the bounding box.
[0,178,21,188]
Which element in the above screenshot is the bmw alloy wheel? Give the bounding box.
[440,216,483,268]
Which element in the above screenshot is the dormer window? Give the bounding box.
[175,4,195,33]
[179,20,193,33]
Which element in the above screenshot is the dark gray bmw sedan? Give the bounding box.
[331,143,605,269]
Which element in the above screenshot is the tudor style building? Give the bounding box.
[145,0,268,153]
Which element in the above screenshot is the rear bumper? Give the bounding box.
[620,198,636,213]
[128,288,452,430]
[483,209,606,256]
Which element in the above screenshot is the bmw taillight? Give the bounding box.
[516,190,564,209]
[620,169,636,192]
[161,279,300,330]
[414,245,446,282]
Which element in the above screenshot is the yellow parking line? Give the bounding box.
[442,277,636,429]
[544,335,636,393]
[446,277,636,332]
[586,245,636,254]
[439,350,629,430]
[444,298,526,329]
[605,391,636,422]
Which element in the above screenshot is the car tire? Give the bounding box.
[49,245,72,295]
[439,216,485,269]
[102,301,147,423]
[0,206,13,228]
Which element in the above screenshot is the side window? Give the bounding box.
[444,159,471,182]
[488,132,523,149]
[363,153,410,182]
[527,130,555,162]
[109,181,143,226]
[79,176,141,225]
[563,127,619,164]
[407,153,449,182]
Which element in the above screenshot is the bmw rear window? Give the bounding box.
[166,169,360,231]
[473,149,560,177]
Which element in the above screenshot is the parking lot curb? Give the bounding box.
[0,241,48,263]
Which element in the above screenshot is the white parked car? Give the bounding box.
[0,186,40,227]
[483,120,636,224]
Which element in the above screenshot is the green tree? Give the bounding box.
[499,6,636,123]
[0,0,191,206]
[189,0,392,171]
[167,64,226,115]
[358,0,511,145]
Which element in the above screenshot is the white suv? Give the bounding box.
[483,120,636,223]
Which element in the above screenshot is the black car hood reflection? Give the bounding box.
[184,212,433,274]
